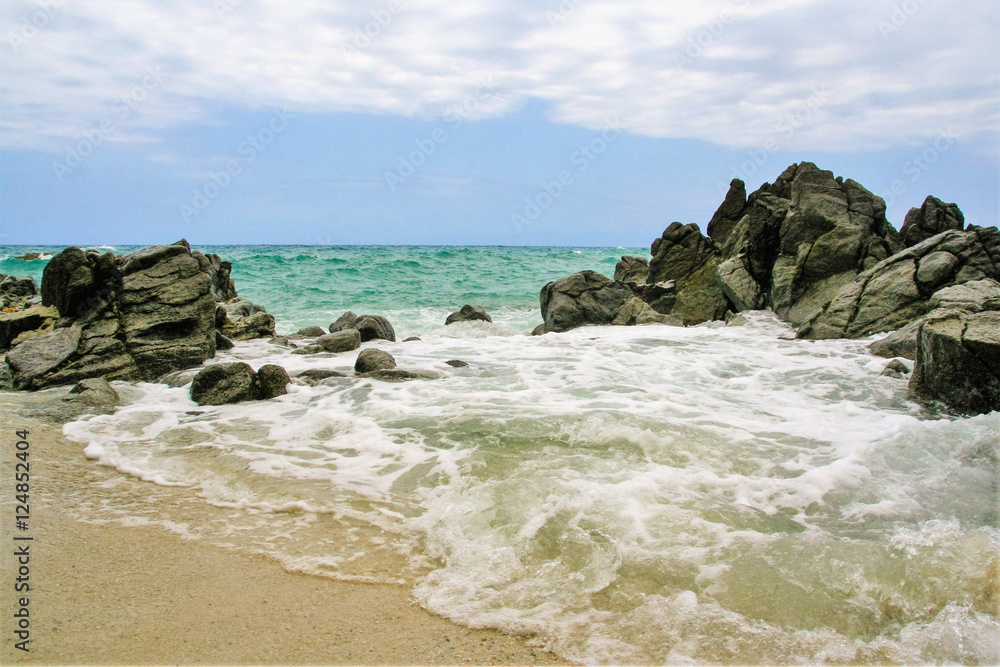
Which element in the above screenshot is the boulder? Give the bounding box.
[190,362,258,405]
[357,369,434,381]
[899,196,965,248]
[445,305,492,325]
[0,304,58,349]
[197,252,238,301]
[909,311,1000,415]
[66,377,121,409]
[354,348,396,374]
[355,315,396,342]
[880,360,910,379]
[445,360,469,367]
[0,274,38,310]
[614,256,649,284]
[610,296,683,327]
[218,298,275,341]
[329,311,359,333]
[215,331,235,351]
[539,271,634,333]
[256,364,290,399]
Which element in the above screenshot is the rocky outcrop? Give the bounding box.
[218,298,275,341]
[329,311,358,333]
[0,304,57,349]
[706,179,748,249]
[539,271,679,333]
[4,241,275,390]
[899,196,965,248]
[797,231,999,340]
[445,305,492,325]
[355,315,396,342]
[0,274,38,311]
[909,311,1000,414]
[190,362,289,405]
[354,348,396,373]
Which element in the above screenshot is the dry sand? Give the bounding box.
[0,398,568,666]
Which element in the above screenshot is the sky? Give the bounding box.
[0,0,997,247]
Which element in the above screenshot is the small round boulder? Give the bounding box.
[445,305,492,325]
[354,348,396,374]
[257,364,291,399]
[191,362,257,406]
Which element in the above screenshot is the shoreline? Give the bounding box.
[0,407,567,666]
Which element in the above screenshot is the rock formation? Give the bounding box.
[538,271,680,333]
[3,241,276,390]
[190,361,289,405]
[354,348,396,373]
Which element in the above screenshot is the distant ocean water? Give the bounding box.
[3,245,998,665]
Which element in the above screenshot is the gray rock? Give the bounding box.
[445,305,492,325]
[190,362,258,406]
[66,377,121,408]
[215,331,235,351]
[403,336,421,342]
[295,326,327,337]
[219,299,275,341]
[909,311,1000,414]
[915,251,960,289]
[629,281,677,315]
[158,367,202,388]
[357,369,434,381]
[197,252,238,301]
[899,196,965,248]
[614,256,650,284]
[928,279,1000,312]
[530,323,547,336]
[329,311,359,333]
[256,364,290,399]
[354,348,396,373]
[355,315,396,342]
[6,325,83,390]
[445,359,469,367]
[611,296,683,327]
[294,369,347,382]
[315,329,362,353]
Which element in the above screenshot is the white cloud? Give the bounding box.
[1,0,996,151]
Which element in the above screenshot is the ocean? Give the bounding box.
[3,245,999,665]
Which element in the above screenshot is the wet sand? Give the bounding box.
[0,401,567,666]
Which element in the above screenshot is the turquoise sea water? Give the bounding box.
[3,245,998,665]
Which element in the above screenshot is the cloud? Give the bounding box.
[1,0,997,152]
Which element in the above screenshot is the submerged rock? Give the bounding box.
[295,325,327,338]
[445,304,492,325]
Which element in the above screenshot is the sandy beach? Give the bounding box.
[0,400,567,666]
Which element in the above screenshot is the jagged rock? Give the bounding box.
[629,281,676,315]
[899,196,965,248]
[716,256,765,312]
[614,256,649,284]
[706,179,747,248]
[354,348,396,373]
[540,271,634,333]
[355,315,396,342]
[648,222,729,325]
[329,311,359,333]
[295,326,327,337]
[0,274,38,310]
[256,364,290,399]
[611,296,683,327]
[0,304,58,349]
[198,252,238,301]
[445,305,492,325]
[799,230,999,340]
[190,362,258,405]
[909,311,1000,414]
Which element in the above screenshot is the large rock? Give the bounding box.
[329,311,359,333]
[899,196,965,248]
[909,311,1000,414]
[540,271,635,332]
[190,362,258,405]
[798,230,999,340]
[445,305,492,325]
[218,298,275,341]
[256,364,290,400]
[0,274,38,310]
[648,222,730,325]
[198,252,238,301]
[706,178,748,249]
[317,329,362,353]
